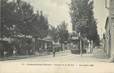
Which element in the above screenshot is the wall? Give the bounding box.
[105,19,111,57]
[110,0,114,60]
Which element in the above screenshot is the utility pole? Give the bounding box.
[0,1,2,40]
[79,32,82,56]
[0,18,1,40]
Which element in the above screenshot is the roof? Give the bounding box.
[71,36,79,40]
[43,35,52,41]
[37,35,53,42]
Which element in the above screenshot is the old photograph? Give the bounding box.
[0,0,114,72]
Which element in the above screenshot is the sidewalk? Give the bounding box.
[0,50,69,61]
[92,48,108,59]
[0,55,37,61]
[90,48,112,63]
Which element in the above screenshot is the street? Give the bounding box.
[1,0,114,73]
[3,49,108,63]
[1,49,114,73]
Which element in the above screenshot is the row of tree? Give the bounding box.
[70,0,100,46]
[0,0,48,39]
[0,0,69,56]
[0,0,69,44]
[49,21,69,45]
[0,0,100,46]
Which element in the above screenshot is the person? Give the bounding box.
[13,48,16,56]
[53,48,56,57]
[88,41,91,53]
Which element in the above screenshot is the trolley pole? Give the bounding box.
[79,32,82,56]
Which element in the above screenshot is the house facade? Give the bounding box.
[105,18,111,57]
[105,0,114,61]
[110,0,114,60]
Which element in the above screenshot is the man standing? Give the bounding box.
[53,48,56,57]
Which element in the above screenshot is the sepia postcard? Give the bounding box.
[0,0,114,73]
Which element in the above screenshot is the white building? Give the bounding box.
[105,0,114,62]
[105,17,111,57]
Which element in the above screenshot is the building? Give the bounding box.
[105,17,111,57]
[105,0,114,61]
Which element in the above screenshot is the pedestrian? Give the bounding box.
[53,48,56,57]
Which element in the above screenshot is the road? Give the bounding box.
[4,50,108,62]
[1,50,114,73]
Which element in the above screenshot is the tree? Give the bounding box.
[16,0,49,38]
[70,0,100,46]
[0,0,34,38]
[0,0,49,38]
[0,0,20,38]
[32,11,49,38]
[15,0,34,36]
[57,21,69,45]
[48,25,59,42]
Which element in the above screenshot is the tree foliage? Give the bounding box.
[57,21,69,44]
[48,21,69,44]
[70,0,100,45]
[0,0,49,38]
[1,0,19,37]
[32,11,49,38]
[48,25,58,42]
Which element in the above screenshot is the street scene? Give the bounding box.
[1,0,114,73]
[3,49,107,62]
[0,0,114,63]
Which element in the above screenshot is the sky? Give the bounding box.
[23,0,109,39]
[93,0,109,38]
